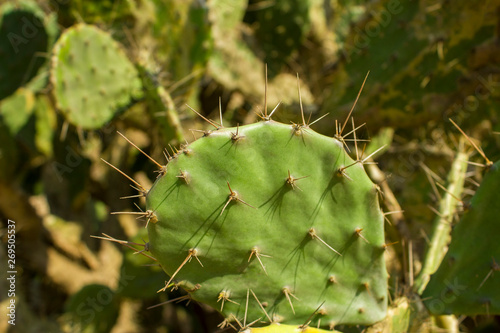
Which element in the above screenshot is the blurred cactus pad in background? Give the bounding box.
[1,0,500,332]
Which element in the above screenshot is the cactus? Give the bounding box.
[319,0,499,132]
[135,106,388,329]
[208,0,315,118]
[414,138,469,294]
[0,86,57,160]
[132,0,212,108]
[33,94,57,157]
[249,0,311,77]
[0,120,19,182]
[64,284,120,333]
[50,24,143,129]
[422,159,500,316]
[365,297,413,333]
[137,64,186,145]
[245,323,340,333]
[0,0,51,101]
[0,87,35,135]
[3,1,500,331]
[115,229,166,300]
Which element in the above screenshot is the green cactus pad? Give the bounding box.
[0,87,35,135]
[422,160,500,316]
[146,120,387,327]
[50,24,143,129]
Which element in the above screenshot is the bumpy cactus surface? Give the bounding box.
[144,115,388,328]
[50,24,143,129]
[422,160,500,316]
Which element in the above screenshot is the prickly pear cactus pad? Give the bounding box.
[50,24,142,129]
[422,160,500,316]
[146,120,388,327]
